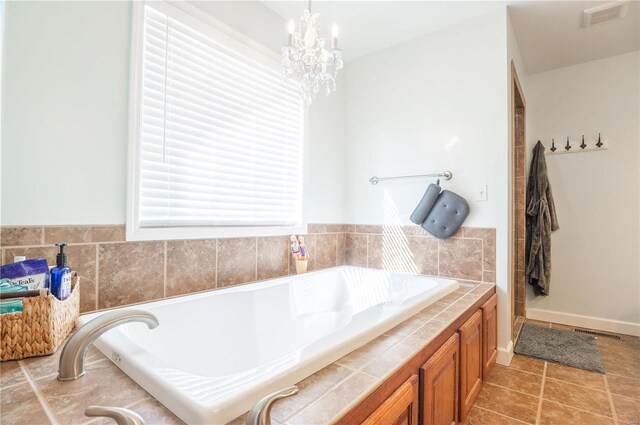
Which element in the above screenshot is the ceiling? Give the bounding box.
[509,1,639,74]
[262,0,639,75]
[262,1,509,61]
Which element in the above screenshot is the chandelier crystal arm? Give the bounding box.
[281,1,343,104]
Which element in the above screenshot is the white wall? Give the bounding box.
[1,1,130,225]
[0,1,345,226]
[524,52,640,333]
[343,8,512,353]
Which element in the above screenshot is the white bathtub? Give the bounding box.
[80,266,458,424]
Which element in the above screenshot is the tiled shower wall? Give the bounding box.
[0,224,495,314]
[514,108,526,317]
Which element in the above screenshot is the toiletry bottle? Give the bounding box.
[50,243,72,301]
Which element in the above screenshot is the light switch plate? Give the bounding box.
[476,184,488,202]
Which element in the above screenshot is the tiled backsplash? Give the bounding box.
[1,224,495,313]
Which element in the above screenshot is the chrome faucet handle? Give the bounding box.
[246,386,299,425]
[58,309,159,381]
[85,406,145,425]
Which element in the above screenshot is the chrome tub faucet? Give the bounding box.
[58,309,159,381]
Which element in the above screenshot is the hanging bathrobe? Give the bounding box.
[525,141,559,296]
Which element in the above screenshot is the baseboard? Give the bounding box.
[496,340,514,366]
[527,308,640,337]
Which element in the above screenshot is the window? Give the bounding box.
[127,1,305,240]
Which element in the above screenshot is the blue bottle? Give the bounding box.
[50,243,72,301]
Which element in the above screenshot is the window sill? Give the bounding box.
[126,224,308,242]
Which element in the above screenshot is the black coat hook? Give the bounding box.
[550,138,557,152]
[565,137,571,151]
[580,135,587,149]
[596,133,603,148]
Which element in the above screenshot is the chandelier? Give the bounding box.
[281,1,344,105]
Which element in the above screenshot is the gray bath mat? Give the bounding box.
[514,324,605,373]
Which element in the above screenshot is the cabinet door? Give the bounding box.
[420,333,459,425]
[481,294,498,378]
[459,310,483,421]
[362,375,419,425]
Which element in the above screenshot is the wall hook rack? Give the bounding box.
[544,133,608,155]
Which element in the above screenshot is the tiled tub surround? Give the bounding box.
[0,280,495,425]
[0,224,496,314]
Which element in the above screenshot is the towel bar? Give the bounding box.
[369,171,452,185]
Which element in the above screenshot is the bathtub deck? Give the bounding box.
[0,280,495,425]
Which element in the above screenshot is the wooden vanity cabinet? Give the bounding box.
[481,294,498,378]
[458,310,483,422]
[362,375,419,425]
[337,288,498,425]
[420,333,459,425]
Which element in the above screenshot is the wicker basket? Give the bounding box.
[0,274,80,361]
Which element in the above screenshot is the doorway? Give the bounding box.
[512,63,526,341]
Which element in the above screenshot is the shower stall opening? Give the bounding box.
[512,62,526,342]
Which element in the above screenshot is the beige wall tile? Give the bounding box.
[217,237,257,287]
[402,225,430,236]
[516,147,525,178]
[483,271,496,283]
[67,244,98,313]
[257,236,289,281]
[98,241,164,309]
[438,238,483,281]
[354,224,381,234]
[515,177,526,210]
[325,224,346,233]
[315,234,337,269]
[0,226,42,247]
[345,233,367,267]
[462,227,492,239]
[166,239,217,296]
[367,234,383,269]
[483,229,496,273]
[407,236,438,275]
[336,233,346,266]
[307,223,326,234]
[44,225,125,244]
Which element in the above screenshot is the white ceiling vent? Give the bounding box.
[582,1,630,28]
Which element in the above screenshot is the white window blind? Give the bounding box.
[136,3,304,229]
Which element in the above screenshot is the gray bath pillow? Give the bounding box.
[410,183,441,224]
[421,190,470,239]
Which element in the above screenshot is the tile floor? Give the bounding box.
[466,320,640,425]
